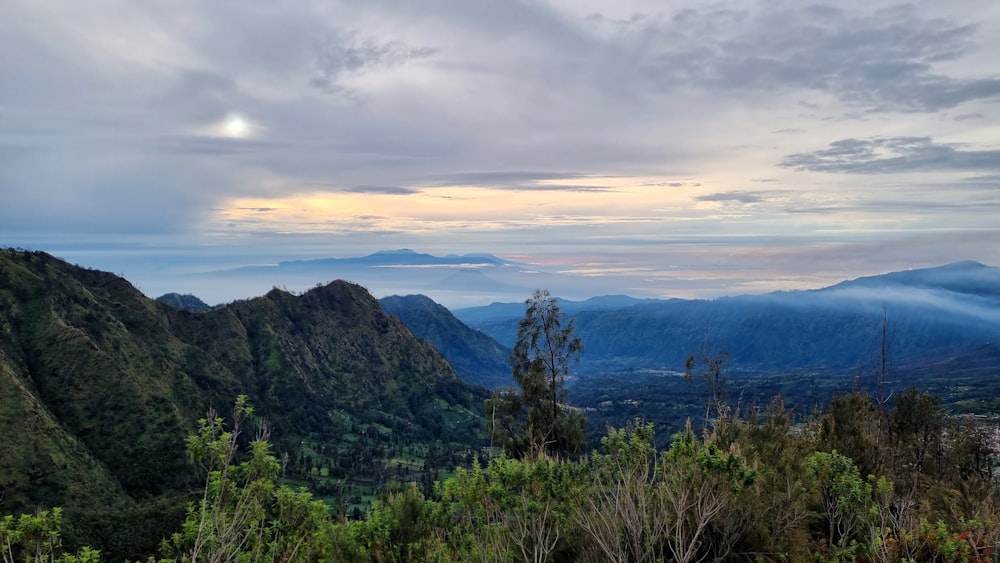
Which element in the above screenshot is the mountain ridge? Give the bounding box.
[0,249,485,530]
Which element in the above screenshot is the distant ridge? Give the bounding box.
[272,249,508,269]
[156,292,212,312]
[457,261,1000,372]
[822,260,1000,298]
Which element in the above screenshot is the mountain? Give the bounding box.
[155,292,212,312]
[380,294,513,389]
[156,249,665,309]
[453,294,668,325]
[457,262,1000,375]
[0,248,485,557]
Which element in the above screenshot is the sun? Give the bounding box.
[224,114,249,138]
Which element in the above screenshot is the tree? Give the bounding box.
[659,424,757,563]
[163,396,342,563]
[575,420,662,563]
[806,450,873,558]
[0,508,100,563]
[487,290,586,458]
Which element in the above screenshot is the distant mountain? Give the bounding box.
[0,248,484,557]
[454,294,668,325]
[380,294,513,389]
[269,248,509,269]
[826,260,999,296]
[458,262,1000,375]
[177,249,662,309]
[156,292,212,312]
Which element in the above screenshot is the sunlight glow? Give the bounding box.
[200,112,256,139]
[224,114,248,137]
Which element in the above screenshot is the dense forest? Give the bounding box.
[4,386,998,562]
[2,250,999,561]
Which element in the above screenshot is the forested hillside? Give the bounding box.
[380,294,513,389]
[0,249,486,559]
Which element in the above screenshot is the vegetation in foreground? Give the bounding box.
[3,387,998,562]
[3,290,999,562]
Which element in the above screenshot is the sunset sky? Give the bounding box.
[3,0,1000,302]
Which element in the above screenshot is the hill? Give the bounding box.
[155,292,213,311]
[0,248,485,557]
[456,262,1000,374]
[380,294,512,389]
[449,262,1000,442]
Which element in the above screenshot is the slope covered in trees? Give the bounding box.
[379,294,513,389]
[5,389,997,562]
[0,249,486,558]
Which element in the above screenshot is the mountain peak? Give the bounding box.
[936,260,987,271]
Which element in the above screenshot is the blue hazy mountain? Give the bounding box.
[183,249,665,309]
[454,295,670,325]
[454,262,1000,375]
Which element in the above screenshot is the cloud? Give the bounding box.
[418,171,617,192]
[310,30,437,94]
[696,192,766,204]
[640,181,700,188]
[347,185,419,195]
[781,137,1000,174]
[624,3,1000,112]
[425,171,591,187]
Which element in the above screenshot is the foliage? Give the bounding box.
[0,509,99,563]
[162,396,340,563]
[806,450,873,557]
[487,290,586,458]
[2,388,999,562]
[0,248,486,554]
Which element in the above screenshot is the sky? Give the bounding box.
[3,0,1000,304]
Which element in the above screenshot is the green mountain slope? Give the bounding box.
[155,292,212,311]
[0,249,485,524]
[380,294,513,389]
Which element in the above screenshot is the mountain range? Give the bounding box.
[453,260,1000,376]
[0,248,485,558]
[162,248,656,309]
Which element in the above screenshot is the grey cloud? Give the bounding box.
[422,170,617,192]
[310,31,437,93]
[347,185,419,195]
[509,184,615,193]
[640,181,699,187]
[631,3,1000,112]
[696,192,765,204]
[961,174,1000,183]
[425,171,590,187]
[781,137,1000,174]
[154,136,286,156]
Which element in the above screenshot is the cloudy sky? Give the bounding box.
[3,0,1000,302]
